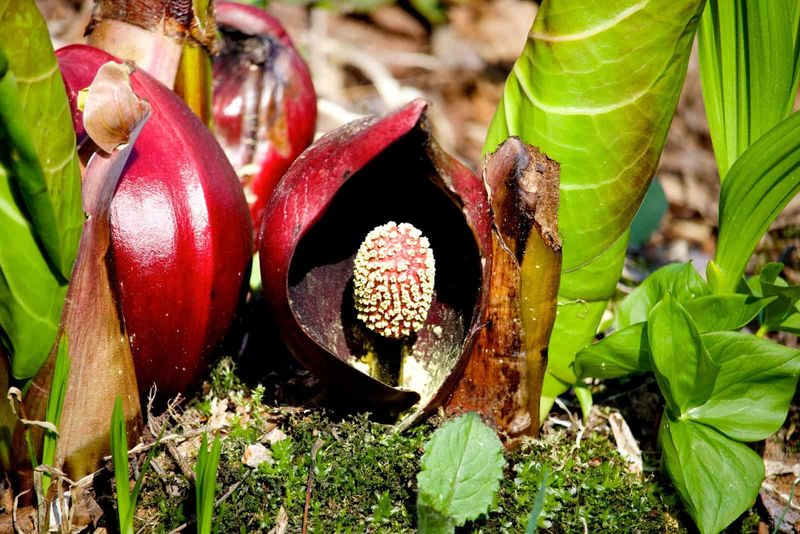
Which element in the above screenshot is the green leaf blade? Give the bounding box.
[659,413,763,534]
[615,262,710,330]
[0,1,83,379]
[416,412,505,528]
[647,293,719,416]
[712,110,800,293]
[574,322,650,380]
[687,332,800,441]
[483,1,704,403]
[0,1,83,277]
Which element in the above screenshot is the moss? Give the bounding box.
[472,432,681,533]
[134,359,691,533]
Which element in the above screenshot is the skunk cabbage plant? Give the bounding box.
[213,2,317,235]
[56,45,253,397]
[260,101,561,435]
[484,0,706,417]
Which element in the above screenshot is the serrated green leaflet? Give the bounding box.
[708,110,800,294]
[0,1,83,379]
[416,412,505,532]
[484,1,705,407]
[659,411,763,534]
[698,0,800,178]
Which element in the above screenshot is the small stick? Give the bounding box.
[301,439,324,534]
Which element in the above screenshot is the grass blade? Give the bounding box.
[524,466,550,534]
[40,336,70,497]
[110,397,132,534]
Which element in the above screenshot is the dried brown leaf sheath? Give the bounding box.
[445,138,561,440]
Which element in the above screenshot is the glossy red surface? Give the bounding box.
[213,2,317,238]
[57,45,253,396]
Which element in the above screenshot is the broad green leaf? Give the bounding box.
[0,162,68,379]
[0,1,82,277]
[681,294,773,332]
[686,332,800,442]
[416,412,505,529]
[574,323,649,380]
[698,0,800,178]
[615,262,710,330]
[647,294,719,417]
[484,1,705,404]
[0,1,83,379]
[577,294,768,382]
[709,110,800,294]
[659,412,763,534]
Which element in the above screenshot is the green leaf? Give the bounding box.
[416,412,505,529]
[0,1,82,277]
[574,323,650,380]
[483,0,705,404]
[647,294,719,417]
[524,466,550,534]
[681,294,773,332]
[0,1,83,379]
[41,335,69,497]
[659,412,763,534]
[484,0,704,406]
[710,110,800,294]
[747,264,800,334]
[110,397,133,534]
[196,432,222,534]
[698,0,800,178]
[686,332,800,442]
[615,263,710,330]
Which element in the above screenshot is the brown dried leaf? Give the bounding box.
[83,61,149,154]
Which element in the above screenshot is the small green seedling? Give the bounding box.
[195,432,222,534]
[110,396,159,534]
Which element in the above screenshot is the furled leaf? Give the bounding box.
[708,110,800,294]
[698,0,800,178]
[484,0,705,407]
[416,412,505,530]
[615,262,710,330]
[686,332,800,441]
[0,1,82,276]
[659,412,764,534]
[0,1,83,379]
[574,323,649,380]
[647,294,719,417]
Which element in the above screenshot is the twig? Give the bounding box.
[302,439,324,534]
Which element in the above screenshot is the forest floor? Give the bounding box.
[26,0,800,532]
